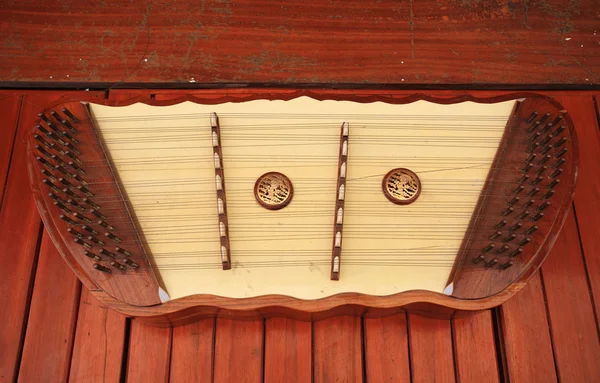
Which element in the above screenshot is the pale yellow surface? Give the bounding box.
[89,97,515,300]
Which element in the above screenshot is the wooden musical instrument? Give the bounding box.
[26,91,578,323]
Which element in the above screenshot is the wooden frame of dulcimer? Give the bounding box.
[26,90,578,325]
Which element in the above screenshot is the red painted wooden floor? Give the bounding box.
[1,90,599,382]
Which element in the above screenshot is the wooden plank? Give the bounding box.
[264,318,311,383]
[499,273,557,383]
[452,311,500,383]
[126,321,172,383]
[408,315,455,383]
[169,319,215,383]
[17,232,81,382]
[541,212,600,381]
[0,1,598,85]
[313,316,362,383]
[214,318,264,383]
[0,93,21,210]
[559,94,600,328]
[364,313,411,382]
[0,92,69,382]
[68,287,127,383]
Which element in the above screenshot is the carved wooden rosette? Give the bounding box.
[448,98,577,299]
[28,101,162,306]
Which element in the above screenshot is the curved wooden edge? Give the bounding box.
[28,90,577,323]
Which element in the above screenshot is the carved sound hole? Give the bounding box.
[382,168,421,205]
[254,172,294,210]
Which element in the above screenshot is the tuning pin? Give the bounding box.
[48,192,65,203]
[519,237,531,246]
[66,199,84,211]
[514,185,525,195]
[526,153,537,163]
[540,134,553,146]
[81,225,98,235]
[58,177,73,188]
[502,207,514,216]
[539,154,552,165]
[510,222,522,232]
[547,179,559,189]
[523,199,535,209]
[549,115,563,128]
[538,201,551,211]
[110,261,127,271]
[538,113,550,124]
[50,110,63,123]
[553,125,565,135]
[526,111,538,123]
[550,168,563,178]
[36,124,54,138]
[62,107,80,123]
[77,185,93,197]
[99,248,116,258]
[105,232,121,243]
[73,212,92,224]
[518,174,530,184]
[63,187,78,198]
[527,121,541,133]
[498,244,510,253]
[72,173,88,186]
[555,137,567,148]
[529,132,541,143]
[544,189,556,200]
[540,124,553,134]
[88,209,106,220]
[123,258,139,269]
[36,156,54,169]
[485,258,499,268]
[495,219,508,229]
[67,227,85,238]
[55,165,71,177]
[473,254,485,264]
[54,201,72,214]
[42,179,62,194]
[83,198,100,210]
[510,248,524,257]
[536,166,547,176]
[61,119,77,134]
[500,260,514,269]
[532,176,544,185]
[115,247,132,257]
[521,163,534,173]
[483,243,495,252]
[34,134,52,149]
[540,145,553,155]
[525,225,539,235]
[532,212,545,221]
[555,148,568,158]
[50,154,67,167]
[64,150,81,165]
[518,210,530,219]
[69,161,85,175]
[83,250,101,261]
[63,142,80,155]
[41,170,57,183]
[504,233,517,243]
[93,263,111,273]
[98,220,114,230]
[528,187,540,197]
[74,237,93,249]
[35,144,53,159]
[508,196,520,206]
[490,231,502,240]
[88,236,105,246]
[38,113,52,124]
[554,157,566,168]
